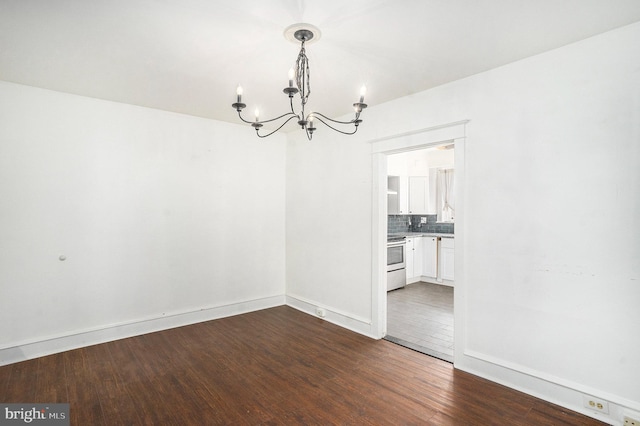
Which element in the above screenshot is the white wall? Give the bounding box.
[285,132,374,330]
[285,21,640,423]
[0,82,287,363]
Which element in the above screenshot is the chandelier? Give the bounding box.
[231,25,367,140]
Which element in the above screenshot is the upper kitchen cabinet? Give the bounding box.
[388,175,429,214]
[408,176,429,214]
[387,144,454,218]
[387,175,408,214]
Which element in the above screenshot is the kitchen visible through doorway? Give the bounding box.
[385,143,455,362]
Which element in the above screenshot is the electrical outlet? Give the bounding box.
[420,217,427,224]
[624,415,640,426]
[582,395,609,414]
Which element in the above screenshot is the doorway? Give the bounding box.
[370,120,467,367]
[384,144,455,362]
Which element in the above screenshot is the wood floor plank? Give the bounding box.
[3,358,39,402]
[34,352,68,403]
[62,348,105,425]
[0,306,606,425]
[0,363,10,398]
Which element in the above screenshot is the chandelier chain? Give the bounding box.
[296,40,311,107]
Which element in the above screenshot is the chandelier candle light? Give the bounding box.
[232,24,367,140]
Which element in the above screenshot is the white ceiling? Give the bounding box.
[2,0,640,129]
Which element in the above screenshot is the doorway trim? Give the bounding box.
[370,120,468,365]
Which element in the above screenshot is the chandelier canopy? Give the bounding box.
[232,25,367,140]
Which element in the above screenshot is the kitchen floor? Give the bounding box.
[385,282,453,363]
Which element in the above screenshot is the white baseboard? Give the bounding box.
[0,295,285,366]
[458,349,639,425]
[285,294,377,339]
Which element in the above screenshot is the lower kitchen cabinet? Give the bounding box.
[440,237,455,281]
[406,237,414,281]
[406,236,423,283]
[422,237,437,278]
[406,234,454,284]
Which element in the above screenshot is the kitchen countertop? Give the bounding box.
[388,232,454,239]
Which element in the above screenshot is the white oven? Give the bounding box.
[387,237,406,291]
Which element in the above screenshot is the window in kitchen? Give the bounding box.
[437,168,455,222]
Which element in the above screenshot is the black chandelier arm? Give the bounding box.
[236,109,299,125]
[255,115,301,138]
[309,112,362,126]
[311,115,360,136]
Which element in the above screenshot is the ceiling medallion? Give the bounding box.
[232,24,367,140]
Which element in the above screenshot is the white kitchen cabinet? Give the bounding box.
[408,176,429,214]
[422,236,437,279]
[440,237,455,281]
[405,236,423,283]
[388,175,409,214]
[398,176,409,214]
[388,175,429,214]
[406,234,454,285]
[405,237,414,280]
[413,236,423,281]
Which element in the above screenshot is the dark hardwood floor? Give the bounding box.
[0,306,604,425]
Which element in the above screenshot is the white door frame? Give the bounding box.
[369,120,468,365]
